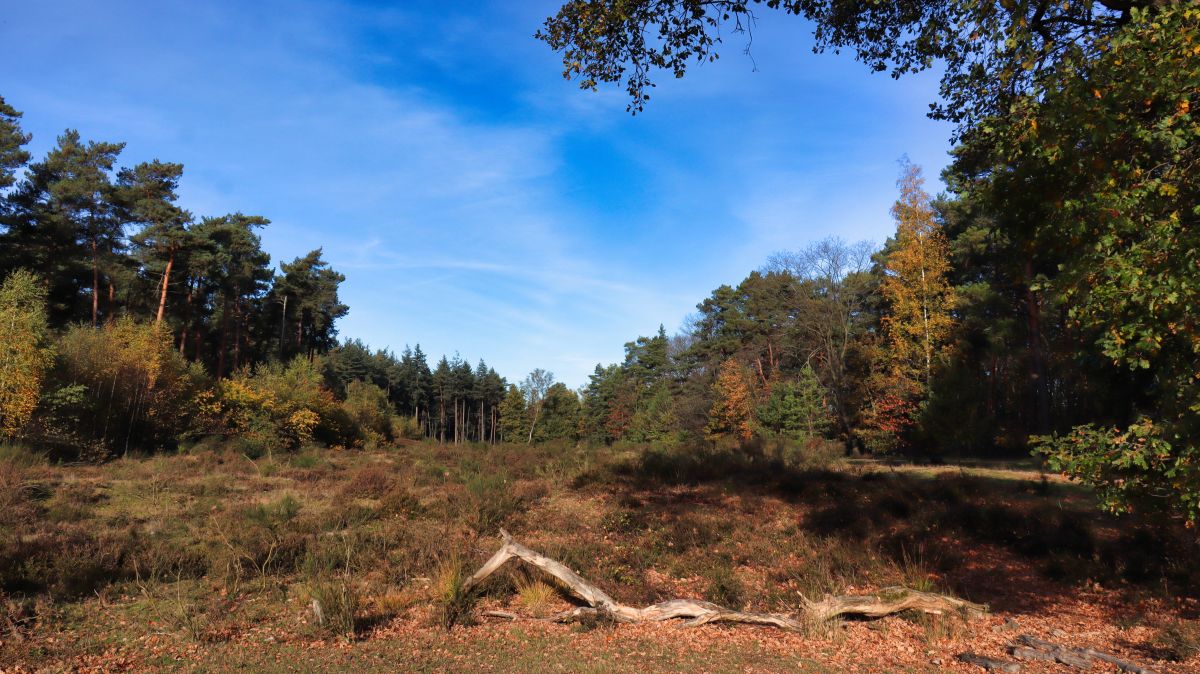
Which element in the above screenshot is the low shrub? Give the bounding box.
[461,470,521,534]
[207,494,310,586]
[219,357,355,456]
[339,465,394,500]
[379,484,422,518]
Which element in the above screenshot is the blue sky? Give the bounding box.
[2,0,953,387]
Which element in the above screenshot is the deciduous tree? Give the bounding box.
[0,270,54,438]
[706,358,756,444]
[879,160,955,391]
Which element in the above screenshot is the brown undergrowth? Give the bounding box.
[0,441,1196,672]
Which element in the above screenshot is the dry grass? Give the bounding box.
[0,441,1196,672]
[514,576,559,617]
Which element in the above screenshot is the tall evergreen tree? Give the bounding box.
[192,214,272,377]
[272,249,349,360]
[0,96,31,193]
[120,161,192,327]
[5,131,125,325]
[498,383,528,444]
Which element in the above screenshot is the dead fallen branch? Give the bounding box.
[459,529,985,631]
[958,652,1021,672]
[1011,635,1158,674]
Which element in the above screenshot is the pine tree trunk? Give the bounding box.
[91,238,100,327]
[278,294,288,359]
[232,298,242,373]
[156,251,175,326]
[216,295,229,380]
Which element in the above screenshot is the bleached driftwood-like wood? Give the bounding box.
[802,586,987,623]
[461,530,984,631]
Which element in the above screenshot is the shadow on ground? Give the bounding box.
[579,446,1200,615]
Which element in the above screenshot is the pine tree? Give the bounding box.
[756,364,828,440]
[121,161,192,326]
[498,384,528,443]
[192,214,272,377]
[5,131,126,325]
[0,96,31,192]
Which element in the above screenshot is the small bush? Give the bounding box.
[342,380,393,446]
[391,415,422,440]
[220,357,352,456]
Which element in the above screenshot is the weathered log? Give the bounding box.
[1013,634,1158,674]
[957,652,1020,672]
[1012,634,1093,668]
[803,586,987,623]
[460,530,983,631]
[1009,645,1054,662]
[481,610,518,620]
[1081,649,1159,674]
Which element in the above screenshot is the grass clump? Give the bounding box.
[513,570,558,617]
[431,555,476,629]
[303,540,362,640]
[308,577,361,640]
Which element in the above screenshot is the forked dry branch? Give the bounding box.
[461,530,987,631]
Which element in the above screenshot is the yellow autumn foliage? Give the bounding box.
[880,161,956,391]
[0,270,54,439]
[706,358,757,444]
[54,317,205,454]
[220,357,341,454]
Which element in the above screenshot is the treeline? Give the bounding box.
[0,119,348,375]
[578,161,956,457]
[579,155,1148,459]
[0,99,559,457]
[541,0,1199,521]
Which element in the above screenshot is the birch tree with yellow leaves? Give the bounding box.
[0,270,54,438]
[880,160,956,394]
